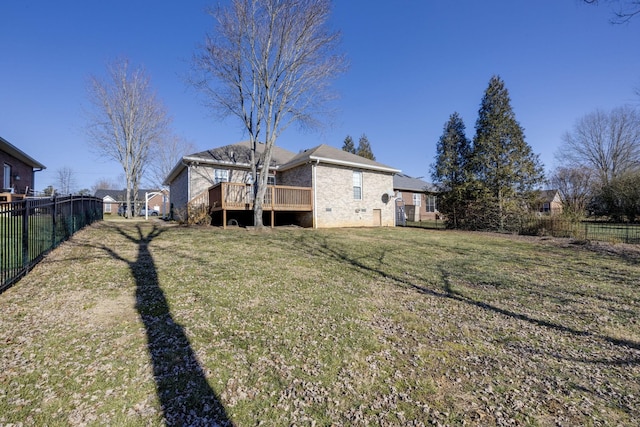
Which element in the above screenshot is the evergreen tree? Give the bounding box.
[342,135,356,154]
[431,112,471,228]
[470,75,545,231]
[356,133,375,160]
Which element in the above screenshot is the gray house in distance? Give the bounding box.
[393,173,439,222]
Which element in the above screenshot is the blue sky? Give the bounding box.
[1,0,639,192]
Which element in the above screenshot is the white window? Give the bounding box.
[3,164,10,189]
[353,171,362,200]
[246,173,275,185]
[413,193,421,207]
[214,169,229,184]
[105,203,112,213]
[426,195,437,213]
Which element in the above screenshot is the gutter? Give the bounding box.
[309,156,400,174]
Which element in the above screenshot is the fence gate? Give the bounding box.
[395,199,406,226]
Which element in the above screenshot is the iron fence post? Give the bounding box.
[52,196,57,248]
[22,198,29,269]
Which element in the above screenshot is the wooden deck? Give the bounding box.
[207,182,312,227]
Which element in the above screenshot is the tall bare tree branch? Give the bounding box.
[85,58,170,218]
[148,134,197,189]
[55,166,76,195]
[191,0,346,227]
[559,105,640,187]
[584,0,640,23]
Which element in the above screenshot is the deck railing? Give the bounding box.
[209,182,312,212]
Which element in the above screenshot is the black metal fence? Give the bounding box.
[520,217,640,244]
[1,195,103,292]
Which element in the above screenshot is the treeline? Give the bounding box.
[552,105,640,222]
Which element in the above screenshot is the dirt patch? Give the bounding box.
[81,293,138,329]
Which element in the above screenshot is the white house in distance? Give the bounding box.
[164,141,400,228]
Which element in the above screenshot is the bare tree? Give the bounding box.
[148,134,197,189]
[192,0,346,228]
[55,166,76,195]
[559,105,640,187]
[584,0,640,23]
[550,166,595,218]
[91,178,120,195]
[85,58,170,218]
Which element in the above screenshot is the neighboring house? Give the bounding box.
[0,136,46,201]
[164,141,400,228]
[393,173,439,222]
[94,188,168,216]
[538,189,563,215]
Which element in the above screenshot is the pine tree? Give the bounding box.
[356,134,375,160]
[431,112,471,228]
[471,75,545,231]
[342,135,356,154]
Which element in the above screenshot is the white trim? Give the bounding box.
[313,160,318,228]
[353,171,363,200]
[307,156,400,174]
[3,163,10,189]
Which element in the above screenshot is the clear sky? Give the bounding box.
[1,0,639,192]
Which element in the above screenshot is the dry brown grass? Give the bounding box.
[1,219,639,426]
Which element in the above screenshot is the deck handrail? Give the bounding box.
[209,182,312,211]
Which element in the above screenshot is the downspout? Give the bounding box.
[313,159,319,229]
[180,160,190,221]
[185,160,190,203]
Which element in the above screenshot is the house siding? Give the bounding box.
[279,163,314,227]
[189,166,252,201]
[169,167,190,214]
[314,164,394,228]
[170,164,254,217]
[279,163,313,187]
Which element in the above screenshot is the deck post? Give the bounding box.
[223,209,227,230]
[270,186,275,228]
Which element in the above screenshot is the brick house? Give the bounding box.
[393,173,439,222]
[94,188,168,216]
[0,136,46,201]
[164,141,400,228]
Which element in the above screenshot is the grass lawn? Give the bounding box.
[1,219,639,426]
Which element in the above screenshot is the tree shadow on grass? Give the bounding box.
[295,233,640,364]
[99,223,232,426]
